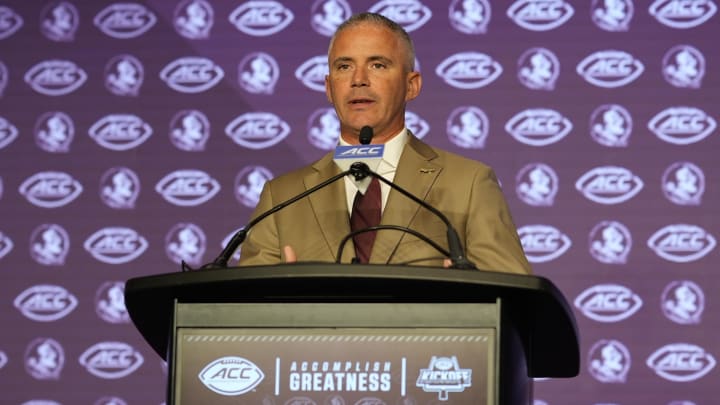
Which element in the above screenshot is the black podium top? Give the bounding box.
[125,264,579,378]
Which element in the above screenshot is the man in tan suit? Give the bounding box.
[238,12,531,275]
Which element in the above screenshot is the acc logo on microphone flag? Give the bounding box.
[334,145,385,159]
[199,356,264,396]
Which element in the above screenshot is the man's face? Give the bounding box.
[325,22,421,143]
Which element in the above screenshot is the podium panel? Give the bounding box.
[172,303,498,404]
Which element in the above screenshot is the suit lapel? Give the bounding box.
[305,154,356,263]
[371,136,441,264]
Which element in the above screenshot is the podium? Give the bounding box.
[125,264,579,405]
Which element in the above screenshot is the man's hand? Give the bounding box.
[283,245,297,263]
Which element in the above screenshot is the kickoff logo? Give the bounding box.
[19,171,83,208]
[14,284,78,322]
[369,0,433,32]
[225,112,291,149]
[88,114,153,151]
[79,342,144,379]
[648,106,716,145]
[647,224,716,263]
[295,55,329,92]
[649,0,717,29]
[94,3,156,39]
[576,50,644,88]
[574,284,643,323]
[575,166,643,205]
[229,1,294,36]
[0,115,19,149]
[83,227,149,264]
[156,169,221,207]
[505,108,572,146]
[160,56,224,93]
[507,0,574,31]
[0,230,13,260]
[435,52,503,89]
[199,356,264,396]
[646,343,716,382]
[24,60,87,96]
[0,5,23,40]
[518,224,572,263]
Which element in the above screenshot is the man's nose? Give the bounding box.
[351,68,369,87]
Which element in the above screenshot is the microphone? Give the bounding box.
[348,162,477,270]
[332,126,383,193]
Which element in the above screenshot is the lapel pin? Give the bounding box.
[419,168,436,173]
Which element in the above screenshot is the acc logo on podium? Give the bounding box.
[199,356,264,396]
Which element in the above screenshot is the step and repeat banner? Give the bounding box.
[0,0,718,404]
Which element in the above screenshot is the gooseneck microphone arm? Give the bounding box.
[349,162,477,270]
[203,169,352,269]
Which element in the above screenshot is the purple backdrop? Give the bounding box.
[0,1,718,404]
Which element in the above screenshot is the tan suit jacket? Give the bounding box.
[238,136,531,274]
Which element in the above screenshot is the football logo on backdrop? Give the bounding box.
[0,5,23,40]
[307,107,340,150]
[416,356,472,400]
[648,106,716,145]
[589,220,632,264]
[83,227,149,264]
[662,45,705,88]
[160,56,224,93]
[649,0,717,29]
[229,1,294,36]
[88,114,153,151]
[505,108,572,146]
[575,166,643,204]
[19,171,83,208]
[515,163,558,206]
[170,110,211,151]
[447,106,489,149]
[34,111,75,153]
[155,169,221,207]
[311,0,352,36]
[238,52,279,94]
[25,338,65,380]
[518,224,572,263]
[507,0,575,31]
[174,0,214,39]
[225,112,291,149]
[40,1,79,42]
[576,50,644,88]
[94,397,128,405]
[30,224,70,265]
[0,230,13,260]
[199,356,265,396]
[0,61,8,97]
[647,224,716,263]
[94,3,157,39]
[104,54,144,96]
[662,162,704,205]
[95,281,130,324]
[646,343,716,382]
[0,350,6,370]
[574,284,642,322]
[165,223,207,267]
[435,52,503,89]
[235,166,274,208]
[79,342,144,379]
[24,60,87,96]
[517,47,559,91]
[0,116,20,149]
[100,167,140,209]
[590,104,632,147]
[591,0,634,31]
[295,55,329,92]
[14,284,78,322]
[370,0,433,32]
[588,339,631,383]
[662,280,704,325]
[405,110,429,139]
[449,0,491,34]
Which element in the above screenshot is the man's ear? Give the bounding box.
[325,74,333,104]
[406,71,422,101]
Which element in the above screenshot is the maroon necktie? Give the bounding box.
[350,177,381,263]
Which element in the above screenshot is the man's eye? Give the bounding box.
[371,63,386,69]
[337,64,350,70]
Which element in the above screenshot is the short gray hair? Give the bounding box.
[328,12,416,72]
